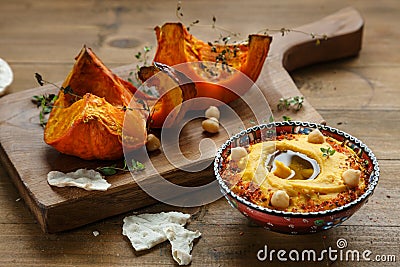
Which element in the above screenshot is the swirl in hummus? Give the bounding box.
[221,129,369,212]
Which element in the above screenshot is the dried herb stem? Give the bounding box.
[35,73,82,99]
[176,1,327,47]
[257,28,328,45]
[96,159,145,176]
[176,1,240,37]
[129,46,153,88]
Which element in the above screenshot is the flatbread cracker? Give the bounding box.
[47,169,111,191]
[122,212,201,265]
[122,212,190,251]
[164,224,201,266]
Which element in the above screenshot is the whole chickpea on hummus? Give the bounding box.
[222,129,369,213]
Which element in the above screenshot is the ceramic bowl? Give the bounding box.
[214,121,379,234]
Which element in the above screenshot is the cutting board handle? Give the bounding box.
[269,6,364,71]
[255,7,364,123]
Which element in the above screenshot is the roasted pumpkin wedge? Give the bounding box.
[138,62,197,128]
[44,47,197,159]
[45,93,129,160]
[44,46,147,160]
[153,23,272,109]
[62,46,152,106]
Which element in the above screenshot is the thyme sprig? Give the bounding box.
[96,159,145,176]
[176,0,241,73]
[35,73,82,99]
[135,46,152,65]
[278,96,304,112]
[320,147,336,158]
[176,1,240,38]
[33,73,84,127]
[175,0,328,61]
[258,28,328,45]
[119,104,150,112]
[128,46,153,88]
[31,94,58,127]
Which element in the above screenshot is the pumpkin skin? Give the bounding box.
[61,46,152,107]
[153,23,272,110]
[44,46,147,160]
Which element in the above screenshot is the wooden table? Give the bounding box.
[0,0,398,266]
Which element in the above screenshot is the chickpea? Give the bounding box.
[271,190,290,209]
[205,106,220,120]
[307,128,324,144]
[146,134,161,152]
[230,147,248,161]
[202,117,219,133]
[342,169,361,187]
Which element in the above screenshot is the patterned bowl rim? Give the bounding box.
[214,121,380,218]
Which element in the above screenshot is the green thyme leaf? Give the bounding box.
[130,46,153,87]
[282,115,292,121]
[97,167,118,176]
[131,159,145,172]
[320,147,336,158]
[32,93,58,127]
[278,96,304,112]
[96,159,145,176]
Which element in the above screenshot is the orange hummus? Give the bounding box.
[222,133,369,212]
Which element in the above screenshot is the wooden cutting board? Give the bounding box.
[0,7,363,233]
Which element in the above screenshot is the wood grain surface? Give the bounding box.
[0,0,399,266]
[0,5,362,233]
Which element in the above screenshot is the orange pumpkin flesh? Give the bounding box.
[45,93,127,160]
[44,47,197,159]
[153,23,272,109]
[62,46,135,107]
[138,62,197,128]
[44,46,147,160]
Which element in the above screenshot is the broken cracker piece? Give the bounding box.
[122,211,201,265]
[122,212,190,251]
[47,169,111,191]
[164,224,201,266]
